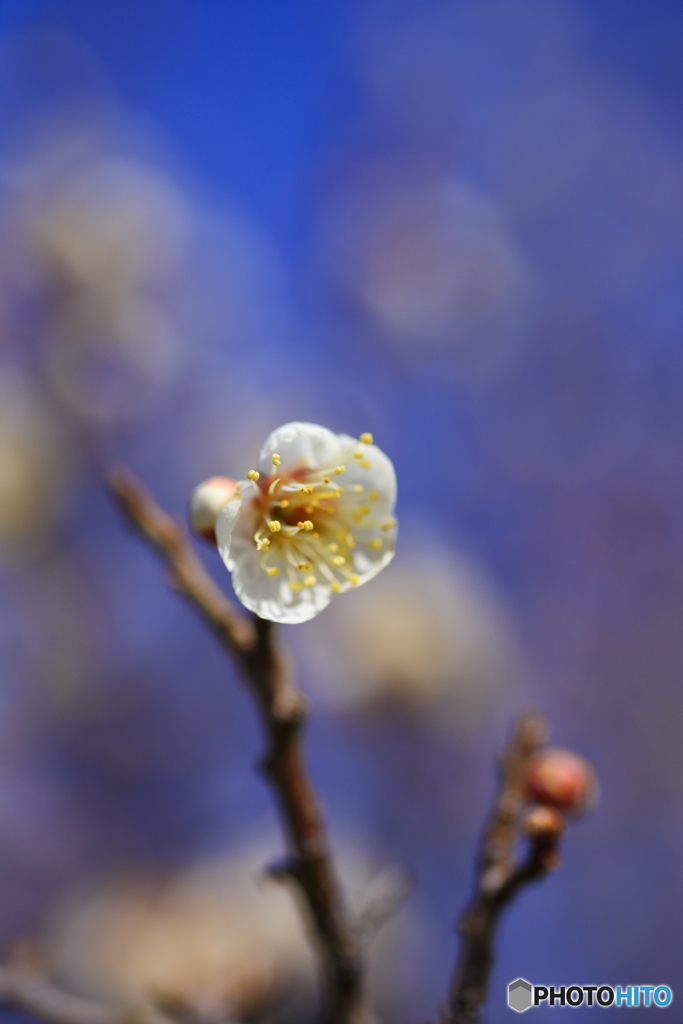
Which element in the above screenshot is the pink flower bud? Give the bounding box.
[188,476,238,544]
[525,747,598,815]
[523,805,566,841]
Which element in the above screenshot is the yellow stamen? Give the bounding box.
[328,543,339,552]
[256,537,270,550]
[311,531,319,538]
[369,538,382,550]
[266,566,280,577]
[324,477,331,484]
[297,520,314,531]
[247,469,260,481]
[359,459,371,469]
[332,555,345,566]
[368,490,378,502]
[304,505,315,514]
[279,499,289,508]
[303,575,317,588]
[333,465,346,475]
[269,520,281,533]
[346,534,356,548]
[297,562,311,572]
[330,581,342,593]
[272,453,281,466]
[300,484,313,494]
[354,505,371,523]
[351,484,363,493]
[347,573,359,586]
[353,451,363,459]
[360,432,373,445]
[382,517,396,531]
[290,581,302,593]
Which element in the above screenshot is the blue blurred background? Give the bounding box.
[0,1,681,1020]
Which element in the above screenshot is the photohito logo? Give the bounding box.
[507,979,673,1012]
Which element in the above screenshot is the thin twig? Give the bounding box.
[443,714,556,1024]
[0,966,172,1024]
[106,467,365,1024]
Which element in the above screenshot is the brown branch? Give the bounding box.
[106,467,365,1024]
[0,966,173,1024]
[442,714,556,1024]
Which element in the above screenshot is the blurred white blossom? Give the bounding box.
[17,151,191,423]
[47,834,420,1024]
[48,840,317,1023]
[0,367,72,560]
[318,174,529,366]
[295,539,525,734]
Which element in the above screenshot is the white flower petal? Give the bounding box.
[215,494,243,568]
[232,555,333,624]
[258,422,343,475]
[351,523,398,585]
[215,479,260,569]
[335,435,397,515]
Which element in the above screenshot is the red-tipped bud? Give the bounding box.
[188,476,238,544]
[523,805,566,841]
[525,747,598,815]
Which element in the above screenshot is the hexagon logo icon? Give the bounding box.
[508,978,533,1012]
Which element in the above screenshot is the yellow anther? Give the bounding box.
[272,453,281,466]
[347,573,359,586]
[381,517,396,531]
[368,490,378,502]
[328,543,339,552]
[369,538,382,550]
[297,562,311,572]
[359,459,371,469]
[256,537,270,550]
[354,505,371,523]
[333,465,346,475]
[353,451,363,459]
[360,432,373,445]
[351,484,363,493]
[279,499,289,508]
[247,469,260,481]
[303,575,317,588]
[269,520,281,533]
[304,505,315,514]
[300,484,313,494]
[290,581,302,593]
[266,566,280,577]
[323,477,331,484]
[332,555,346,566]
[302,520,314,531]
[330,581,342,593]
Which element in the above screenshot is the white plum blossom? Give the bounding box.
[215,422,397,623]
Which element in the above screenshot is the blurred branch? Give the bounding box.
[107,467,366,1024]
[0,965,172,1024]
[107,467,255,653]
[442,714,557,1024]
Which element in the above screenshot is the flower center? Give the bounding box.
[244,442,393,593]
